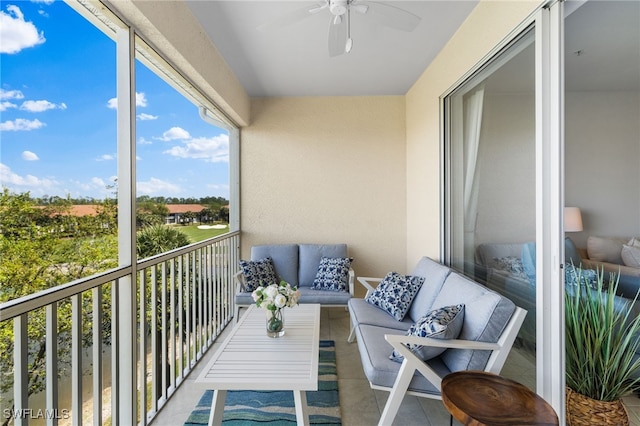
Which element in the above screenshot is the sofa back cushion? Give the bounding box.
[407,257,452,323]
[298,244,348,287]
[587,236,627,264]
[251,244,299,287]
[564,237,582,266]
[431,273,515,372]
[475,242,525,268]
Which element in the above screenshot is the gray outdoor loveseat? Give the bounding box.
[234,243,355,321]
[348,256,526,425]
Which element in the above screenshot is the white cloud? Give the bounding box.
[164,134,229,163]
[32,0,55,5]
[97,154,115,161]
[138,136,152,145]
[0,118,45,131]
[22,150,39,161]
[20,99,66,112]
[137,177,181,195]
[107,92,148,109]
[136,92,147,107]
[156,126,191,141]
[91,177,105,187]
[0,101,17,111]
[137,113,158,121]
[0,5,46,54]
[0,163,57,189]
[0,89,24,100]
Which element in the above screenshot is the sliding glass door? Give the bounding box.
[443,0,640,416]
[443,1,572,414]
[444,28,537,385]
[564,0,640,275]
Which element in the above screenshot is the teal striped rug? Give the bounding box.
[184,340,341,425]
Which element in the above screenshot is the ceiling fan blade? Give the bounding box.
[361,1,421,32]
[257,2,327,32]
[328,15,348,57]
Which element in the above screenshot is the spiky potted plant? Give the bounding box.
[565,266,640,426]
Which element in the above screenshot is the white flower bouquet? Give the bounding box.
[252,280,300,311]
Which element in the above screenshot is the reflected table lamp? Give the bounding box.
[564,207,583,233]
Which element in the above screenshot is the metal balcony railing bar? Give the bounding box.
[0,231,240,426]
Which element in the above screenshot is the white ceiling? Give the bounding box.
[460,0,640,95]
[185,1,639,98]
[564,0,640,92]
[186,1,479,97]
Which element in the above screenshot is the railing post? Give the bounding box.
[92,288,103,426]
[71,294,82,426]
[46,302,59,426]
[13,314,28,426]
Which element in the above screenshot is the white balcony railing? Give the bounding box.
[0,231,240,426]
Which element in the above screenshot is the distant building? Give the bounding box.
[64,205,95,216]
[42,204,213,225]
[165,204,207,225]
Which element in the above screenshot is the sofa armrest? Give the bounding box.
[348,268,355,296]
[235,270,248,293]
[356,276,383,298]
[385,334,501,352]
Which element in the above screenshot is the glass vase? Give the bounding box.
[266,308,285,338]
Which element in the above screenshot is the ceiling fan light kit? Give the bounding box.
[261,0,421,57]
[329,0,348,16]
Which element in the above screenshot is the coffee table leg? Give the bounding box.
[293,390,309,426]
[208,389,227,426]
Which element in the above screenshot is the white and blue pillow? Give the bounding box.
[365,272,424,320]
[390,304,465,362]
[311,257,352,292]
[492,256,527,279]
[564,263,599,289]
[239,257,277,292]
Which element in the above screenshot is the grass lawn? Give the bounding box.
[173,223,230,243]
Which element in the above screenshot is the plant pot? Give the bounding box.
[266,308,285,338]
[566,387,629,426]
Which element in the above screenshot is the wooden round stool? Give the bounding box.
[441,371,559,426]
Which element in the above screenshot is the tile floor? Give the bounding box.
[152,307,640,426]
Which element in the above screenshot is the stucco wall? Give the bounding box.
[241,97,406,292]
[405,0,541,270]
[566,90,640,247]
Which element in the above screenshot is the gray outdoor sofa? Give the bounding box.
[348,256,526,425]
[234,243,355,320]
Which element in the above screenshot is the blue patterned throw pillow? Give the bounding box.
[564,264,599,289]
[239,257,277,292]
[311,257,353,292]
[390,304,465,362]
[493,256,527,279]
[365,272,425,320]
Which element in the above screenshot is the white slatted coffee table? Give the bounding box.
[196,303,320,426]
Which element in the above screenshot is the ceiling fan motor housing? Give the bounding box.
[329,0,348,16]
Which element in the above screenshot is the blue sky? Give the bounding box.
[0,0,230,200]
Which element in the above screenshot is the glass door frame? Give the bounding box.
[440,0,565,417]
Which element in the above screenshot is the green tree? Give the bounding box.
[0,190,118,424]
[136,224,190,399]
[137,225,191,259]
[217,206,229,223]
[179,211,196,225]
[137,200,169,229]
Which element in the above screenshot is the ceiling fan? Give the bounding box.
[258,0,421,57]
